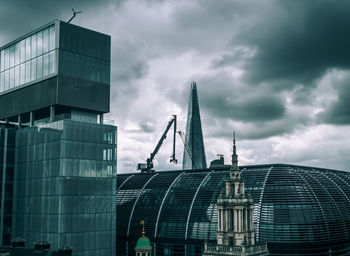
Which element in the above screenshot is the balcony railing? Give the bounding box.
[203,242,268,255]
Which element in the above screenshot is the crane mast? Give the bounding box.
[138,115,177,173]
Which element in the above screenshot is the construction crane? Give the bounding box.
[177,130,197,170]
[137,115,178,173]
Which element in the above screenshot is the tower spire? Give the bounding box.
[140,220,145,236]
[203,135,269,256]
[182,81,207,170]
[231,131,238,170]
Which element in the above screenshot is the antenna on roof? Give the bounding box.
[68,8,82,23]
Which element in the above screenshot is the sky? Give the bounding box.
[1,0,350,173]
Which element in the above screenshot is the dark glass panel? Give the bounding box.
[128,171,181,240]
[116,173,155,241]
[156,172,209,239]
[59,22,110,62]
[59,50,109,84]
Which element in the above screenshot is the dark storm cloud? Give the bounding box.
[203,107,309,140]
[2,0,349,171]
[319,73,350,124]
[196,72,285,123]
[205,93,285,122]
[213,0,350,88]
[0,0,124,45]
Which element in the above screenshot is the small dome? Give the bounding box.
[135,235,152,252]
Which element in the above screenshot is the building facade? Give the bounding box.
[0,20,110,124]
[12,120,117,255]
[203,137,268,256]
[0,125,16,246]
[0,20,117,256]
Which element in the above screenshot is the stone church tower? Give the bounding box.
[203,134,268,256]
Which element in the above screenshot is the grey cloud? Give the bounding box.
[140,122,155,133]
[211,46,253,69]
[290,86,314,106]
[319,73,350,124]
[118,156,138,171]
[125,122,155,133]
[196,72,285,123]
[193,71,315,139]
[113,62,149,82]
[203,108,309,140]
[3,0,349,171]
[0,0,125,46]
[211,0,350,89]
[108,40,150,122]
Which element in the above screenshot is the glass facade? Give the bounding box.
[0,125,16,246]
[0,21,111,122]
[12,120,117,256]
[182,82,207,170]
[0,20,110,96]
[0,25,56,93]
[117,165,350,256]
[58,22,110,85]
[59,51,109,84]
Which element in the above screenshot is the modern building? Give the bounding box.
[0,20,110,124]
[117,162,350,255]
[202,136,268,256]
[0,124,16,246]
[0,20,117,256]
[182,82,207,170]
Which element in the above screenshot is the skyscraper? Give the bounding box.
[182,82,207,169]
[0,20,117,256]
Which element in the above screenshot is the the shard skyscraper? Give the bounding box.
[182,82,207,169]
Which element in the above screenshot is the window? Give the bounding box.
[229,237,233,245]
[0,24,56,93]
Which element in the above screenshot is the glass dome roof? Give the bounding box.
[117,164,350,255]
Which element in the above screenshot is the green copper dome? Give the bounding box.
[135,235,152,252]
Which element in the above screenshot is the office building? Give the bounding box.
[0,20,117,256]
[0,20,110,124]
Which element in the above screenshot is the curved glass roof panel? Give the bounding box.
[117,164,350,255]
[128,171,181,239]
[116,173,155,239]
[186,170,226,241]
[156,172,209,239]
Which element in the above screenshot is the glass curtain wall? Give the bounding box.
[13,120,117,256]
[0,126,16,246]
[58,22,110,85]
[0,24,56,93]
